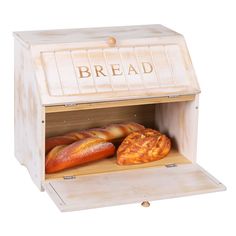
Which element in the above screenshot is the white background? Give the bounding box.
[0,0,235,235]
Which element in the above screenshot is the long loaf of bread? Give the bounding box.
[45,122,145,154]
[46,138,116,174]
[45,122,145,173]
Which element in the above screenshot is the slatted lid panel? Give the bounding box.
[41,44,198,101]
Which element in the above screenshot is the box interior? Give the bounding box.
[45,101,195,180]
[43,99,226,211]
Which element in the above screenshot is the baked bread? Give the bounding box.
[66,122,145,142]
[45,136,78,154]
[117,128,171,165]
[45,122,145,154]
[46,137,115,174]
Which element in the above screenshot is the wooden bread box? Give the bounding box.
[14,24,225,212]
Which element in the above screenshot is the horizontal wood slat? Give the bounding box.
[45,94,195,113]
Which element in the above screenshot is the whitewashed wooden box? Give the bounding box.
[14,24,225,212]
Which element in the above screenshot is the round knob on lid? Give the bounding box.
[107,36,116,46]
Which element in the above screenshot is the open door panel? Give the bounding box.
[44,164,225,212]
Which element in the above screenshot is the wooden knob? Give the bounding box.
[141,201,150,207]
[107,36,116,47]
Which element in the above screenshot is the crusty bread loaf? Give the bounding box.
[104,122,145,142]
[117,128,171,165]
[45,145,66,169]
[66,122,145,142]
[45,136,77,154]
[45,137,115,174]
[45,122,145,154]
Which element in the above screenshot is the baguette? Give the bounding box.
[45,136,77,154]
[45,122,145,154]
[45,137,115,174]
[67,122,145,142]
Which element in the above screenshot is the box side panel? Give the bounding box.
[155,95,199,162]
[14,40,45,190]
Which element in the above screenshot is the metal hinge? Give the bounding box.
[64,103,77,107]
[63,175,76,180]
[165,163,177,168]
[168,95,179,98]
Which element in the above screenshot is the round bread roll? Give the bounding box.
[117,128,171,165]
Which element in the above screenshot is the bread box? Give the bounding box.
[14,24,225,212]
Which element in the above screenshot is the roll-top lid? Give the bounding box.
[14,25,200,106]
